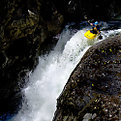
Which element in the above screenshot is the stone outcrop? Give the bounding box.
[0,0,64,115]
[51,0,121,21]
[53,34,121,121]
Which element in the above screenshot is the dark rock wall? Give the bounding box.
[0,0,64,115]
[53,35,121,121]
[51,0,121,21]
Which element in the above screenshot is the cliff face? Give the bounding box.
[0,0,64,115]
[51,0,121,21]
[53,35,121,121]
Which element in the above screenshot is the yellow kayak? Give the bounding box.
[84,30,98,39]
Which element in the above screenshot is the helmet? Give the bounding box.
[94,21,98,25]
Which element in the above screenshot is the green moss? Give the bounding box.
[92,84,94,87]
[101,50,105,53]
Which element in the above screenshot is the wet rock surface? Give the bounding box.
[53,35,121,121]
[0,0,64,115]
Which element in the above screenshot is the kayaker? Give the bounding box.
[88,21,100,35]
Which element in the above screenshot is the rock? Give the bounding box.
[51,0,121,21]
[53,34,121,121]
[0,0,64,115]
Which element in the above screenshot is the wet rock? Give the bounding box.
[51,0,121,21]
[0,0,64,115]
[53,34,121,121]
[0,0,121,118]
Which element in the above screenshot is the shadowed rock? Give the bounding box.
[53,34,121,121]
[51,0,121,21]
[0,0,64,116]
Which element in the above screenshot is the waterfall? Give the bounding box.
[11,23,121,121]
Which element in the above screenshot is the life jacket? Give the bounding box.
[92,24,100,34]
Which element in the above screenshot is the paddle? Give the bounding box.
[84,15,94,24]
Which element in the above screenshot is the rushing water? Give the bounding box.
[11,22,121,121]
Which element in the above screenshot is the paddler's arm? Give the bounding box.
[97,31,101,35]
[87,20,94,26]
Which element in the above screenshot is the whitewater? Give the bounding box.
[11,23,121,121]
